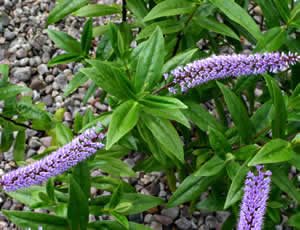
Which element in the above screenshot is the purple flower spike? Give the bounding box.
[0,124,105,192]
[237,165,272,230]
[167,52,300,93]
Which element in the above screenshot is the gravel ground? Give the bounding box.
[0,0,296,230]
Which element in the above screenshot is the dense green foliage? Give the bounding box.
[1,0,300,229]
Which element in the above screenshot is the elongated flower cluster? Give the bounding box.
[237,165,272,230]
[0,124,105,192]
[166,52,300,93]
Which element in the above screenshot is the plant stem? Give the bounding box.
[152,82,175,95]
[122,0,127,22]
[172,7,198,56]
[0,114,32,130]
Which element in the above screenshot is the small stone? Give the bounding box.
[13,67,31,81]
[150,221,162,230]
[128,214,143,224]
[40,136,52,147]
[37,64,49,75]
[0,221,7,228]
[2,199,12,209]
[42,52,51,63]
[151,183,160,196]
[42,95,53,106]
[55,73,68,90]
[124,158,135,168]
[16,48,27,59]
[19,58,29,66]
[216,211,230,223]
[28,137,41,149]
[158,190,167,197]
[144,214,153,224]
[0,13,9,27]
[153,215,173,226]
[4,29,15,41]
[64,112,72,121]
[27,149,36,158]
[161,207,179,220]
[30,79,45,90]
[45,75,54,83]
[94,102,108,111]
[199,225,209,230]
[4,151,13,161]
[205,216,218,229]
[175,217,192,230]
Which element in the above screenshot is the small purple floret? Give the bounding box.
[167,52,300,93]
[0,123,105,192]
[237,165,272,230]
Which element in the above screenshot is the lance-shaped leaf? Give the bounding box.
[47,0,92,25]
[81,18,93,55]
[0,84,31,101]
[106,100,141,149]
[135,27,164,92]
[248,139,295,166]
[83,60,135,99]
[74,4,121,17]
[139,95,187,109]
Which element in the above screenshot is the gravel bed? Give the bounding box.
[0,1,295,230]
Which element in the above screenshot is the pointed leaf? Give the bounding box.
[47,29,81,53]
[107,100,141,149]
[74,4,121,17]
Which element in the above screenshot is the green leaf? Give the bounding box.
[93,25,109,37]
[252,0,280,28]
[273,0,290,23]
[89,156,136,177]
[83,81,98,105]
[143,0,195,22]
[64,72,88,97]
[217,82,255,144]
[209,0,262,41]
[47,0,92,25]
[74,4,121,17]
[126,0,148,23]
[234,144,260,161]
[6,186,46,207]
[48,53,82,66]
[81,18,93,55]
[110,212,129,229]
[2,210,68,230]
[108,22,125,58]
[208,126,231,158]
[248,139,295,166]
[107,100,141,149]
[139,95,187,109]
[13,130,26,161]
[73,161,91,198]
[269,165,300,204]
[118,193,164,215]
[162,48,198,73]
[91,176,135,193]
[183,100,224,132]
[108,184,122,209]
[136,19,184,40]
[56,123,74,146]
[0,125,14,152]
[88,221,152,230]
[54,108,66,121]
[196,192,225,211]
[193,16,240,40]
[0,84,31,101]
[67,175,89,230]
[193,155,225,177]
[96,33,113,59]
[166,175,217,208]
[286,213,300,227]
[142,107,190,128]
[83,60,135,99]
[47,29,81,53]
[224,161,249,209]
[264,74,287,139]
[46,179,56,202]
[255,27,287,52]
[0,64,9,87]
[135,27,164,92]
[142,114,184,163]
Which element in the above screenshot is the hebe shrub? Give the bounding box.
[1,0,300,229]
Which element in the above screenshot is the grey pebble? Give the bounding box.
[0,13,9,28]
[55,73,68,90]
[144,214,152,224]
[153,215,173,226]
[27,149,36,158]
[161,207,179,220]
[149,221,162,230]
[30,78,45,90]
[28,137,41,149]
[205,215,218,229]
[175,217,192,230]
[37,64,49,75]
[16,48,27,59]
[40,136,52,147]
[4,151,13,161]
[4,29,15,41]
[13,67,31,81]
